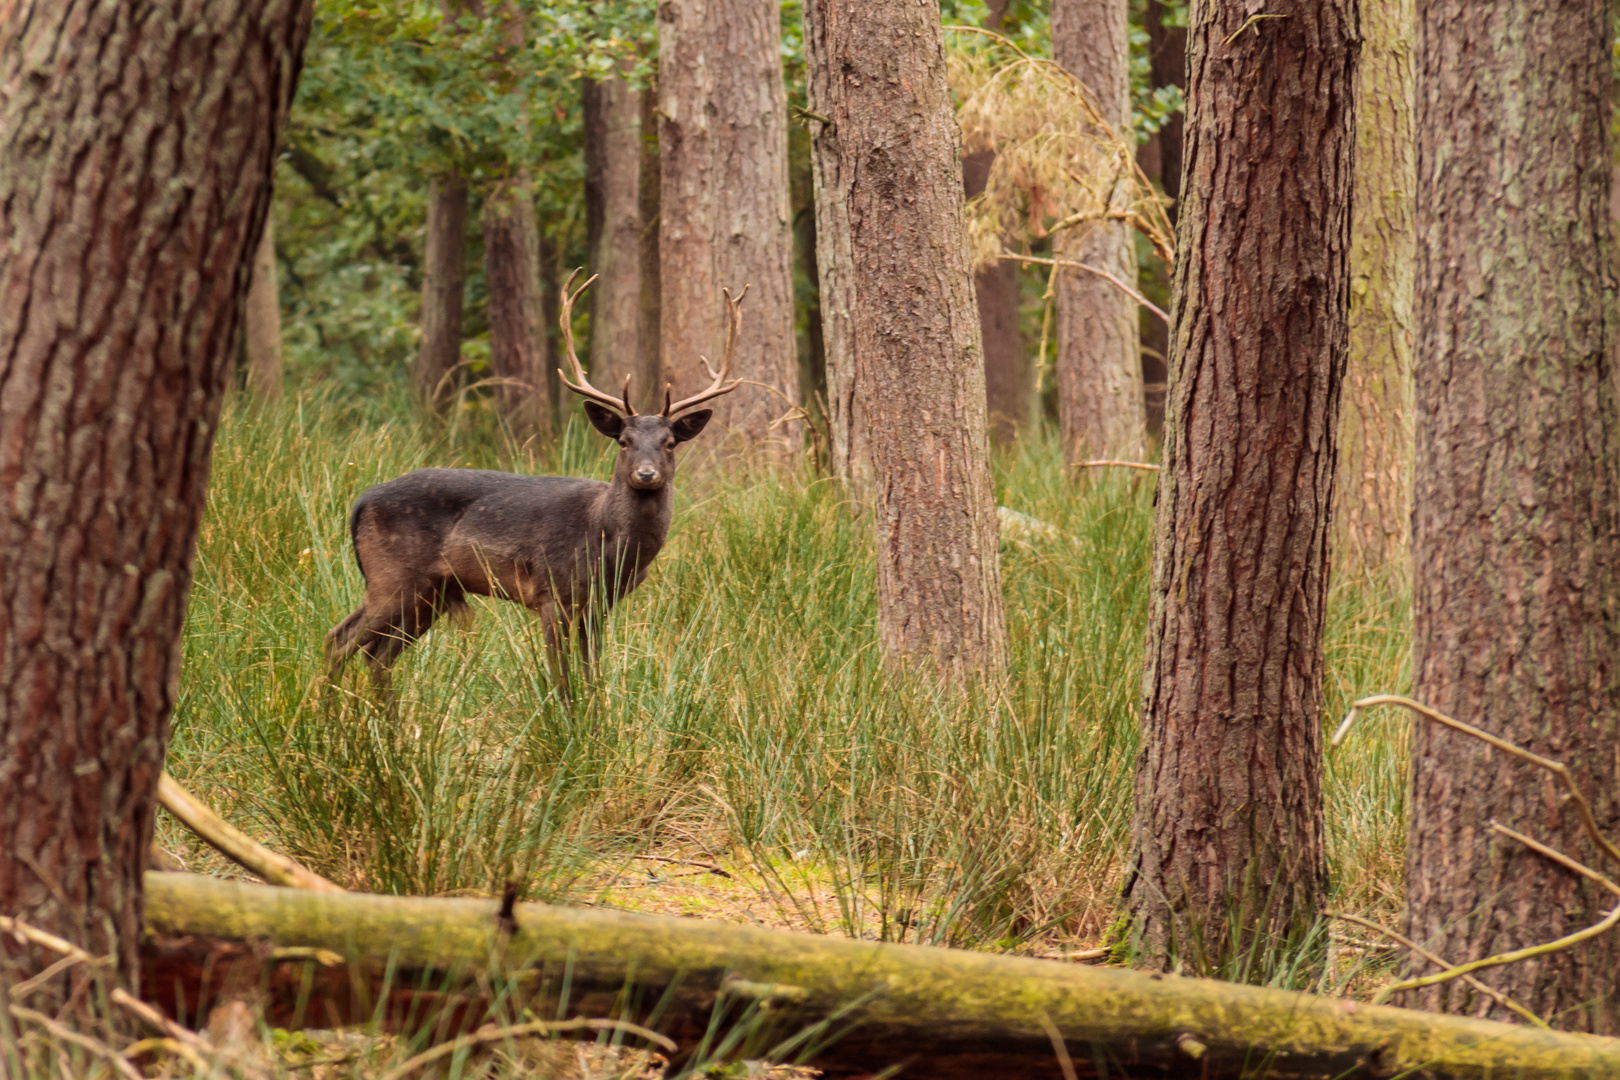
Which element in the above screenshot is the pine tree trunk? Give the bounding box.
[416,173,469,406]
[1335,0,1415,581]
[637,80,662,411]
[657,0,797,450]
[483,174,553,442]
[583,73,646,398]
[0,0,311,988]
[1145,0,1187,223]
[245,215,285,401]
[806,90,864,486]
[1122,0,1355,968]
[1404,0,1620,1032]
[964,149,1030,445]
[1052,0,1145,463]
[803,0,1007,679]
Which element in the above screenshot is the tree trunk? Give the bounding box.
[0,0,311,989]
[963,149,1029,444]
[636,79,662,416]
[245,214,285,401]
[483,174,553,443]
[583,73,647,398]
[1052,0,1146,463]
[806,87,864,486]
[803,0,1007,679]
[657,0,797,451]
[1145,0,1187,222]
[1404,0,1620,1032]
[416,173,470,406]
[1122,0,1355,969]
[139,872,1620,1080]
[1335,0,1415,581]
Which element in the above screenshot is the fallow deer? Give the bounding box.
[325,272,747,693]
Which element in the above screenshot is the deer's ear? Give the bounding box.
[670,410,712,443]
[583,401,625,439]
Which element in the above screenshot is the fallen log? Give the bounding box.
[141,873,1620,1079]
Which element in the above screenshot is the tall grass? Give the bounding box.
[166,388,1410,962]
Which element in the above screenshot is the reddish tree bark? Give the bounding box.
[1122,0,1355,968]
[658,0,797,451]
[963,150,1029,443]
[1404,0,1620,1031]
[483,174,554,441]
[1052,0,1145,462]
[415,174,470,405]
[245,215,285,401]
[583,72,648,398]
[0,0,312,986]
[804,0,1007,678]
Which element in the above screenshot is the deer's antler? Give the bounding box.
[665,284,749,416]
[558,269,636,415]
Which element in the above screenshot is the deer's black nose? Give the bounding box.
[635,465,661,485]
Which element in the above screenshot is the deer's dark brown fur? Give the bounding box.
[325,274,746,693]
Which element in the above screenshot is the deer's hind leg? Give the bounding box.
[329,584,464,690]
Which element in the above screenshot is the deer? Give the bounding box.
[325,271,747,695]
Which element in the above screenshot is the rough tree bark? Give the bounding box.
[583,71,647,396]
[1122,0,1355,967]
[971,4,1027,444]
[1336,0,1415,580]
[803,0,1007,679]
[0,0,312,987]
[658,0,797,450]
[806,58,863,485]
[1052,0,1146,463]
[483,174,553,441]
[245,214,285,401]
[1404,0,1620,1032]
[964,150,1029,445]
[1145,0,1187,222]
[415,173,470,405]
[636,79,662,409]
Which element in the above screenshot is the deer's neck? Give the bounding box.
[598,481,673,559]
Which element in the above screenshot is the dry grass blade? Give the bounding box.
[1334,695,1620,870]
[1328,912,1548,1028]
[945,26,1174,268]
[378,1018,676,1080]
[1334,694,1620,1007]
[999,253,1169,323]
[7,1005,144,1080]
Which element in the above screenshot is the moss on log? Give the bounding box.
[142,873,1620,1078]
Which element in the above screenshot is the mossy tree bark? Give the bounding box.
[583,71,649,398]
[139,874,1620,1079]
[1052,0,1145,463]
[803,0,1007,679]
[1404,0,1620,1032]
[657,0,796,449]
[1336,0,1415,581]
[245,215,285,401]
[483,174,554,442]
[0,0,312,988]
[415,173,470,405]
[1122,0,1355,967]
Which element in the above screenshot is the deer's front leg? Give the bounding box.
[531,596,577,701]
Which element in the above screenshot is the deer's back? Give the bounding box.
[350,469,610,602]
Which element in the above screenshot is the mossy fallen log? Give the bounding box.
[141,872,1620,1079]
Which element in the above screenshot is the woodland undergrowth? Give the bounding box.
[162,385,1411,980]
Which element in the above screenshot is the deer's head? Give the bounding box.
[558,272,746,494]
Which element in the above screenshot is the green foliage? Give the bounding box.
[167,391,1410,968]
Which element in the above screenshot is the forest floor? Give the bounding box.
[152,387,1415,1075]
